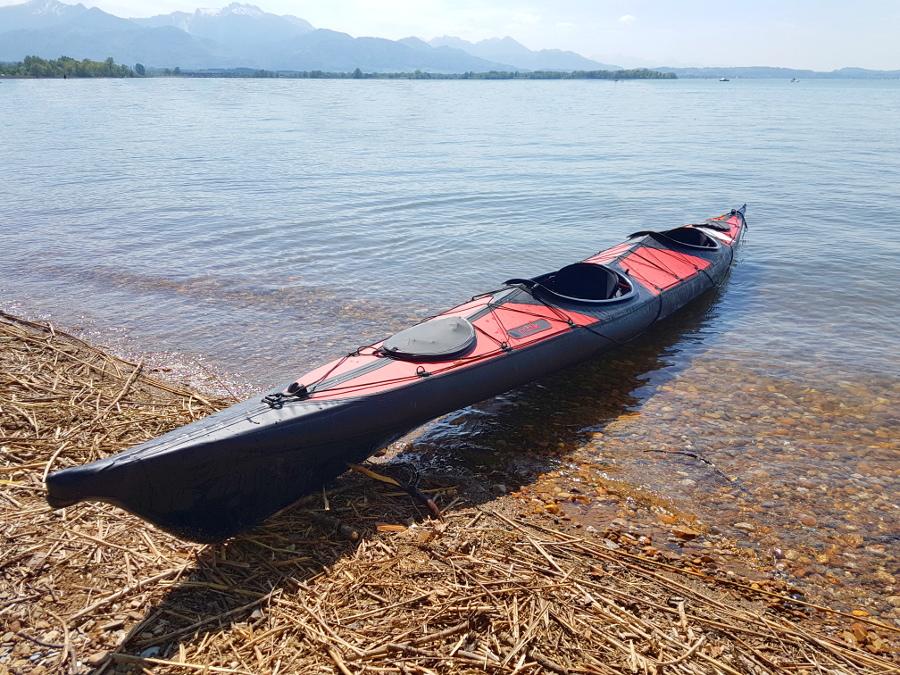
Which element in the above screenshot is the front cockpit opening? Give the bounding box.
[529,263,635,304]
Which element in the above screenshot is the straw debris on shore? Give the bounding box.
[1,312,897,674]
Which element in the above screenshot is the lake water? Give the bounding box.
[1,77,898,616]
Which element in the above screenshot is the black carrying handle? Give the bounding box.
[503,277,539,287]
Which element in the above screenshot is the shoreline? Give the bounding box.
[3,299,898,614]
[1,311,898,673]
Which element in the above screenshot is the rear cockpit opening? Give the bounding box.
[629,226,719,250]
[659,226,718,248]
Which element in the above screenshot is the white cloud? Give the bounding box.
[514,12,541,25]
[619,14,636,25]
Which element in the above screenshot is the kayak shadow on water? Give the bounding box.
[130,283,737,657]
[398,282,733,497]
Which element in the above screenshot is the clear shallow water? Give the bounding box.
[2,78,899,613]
[3,78,898,383]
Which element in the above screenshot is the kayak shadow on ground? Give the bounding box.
[125,285,734,660]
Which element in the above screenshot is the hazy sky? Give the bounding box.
[6,0,899,70]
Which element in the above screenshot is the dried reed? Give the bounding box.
[1,312,896,675]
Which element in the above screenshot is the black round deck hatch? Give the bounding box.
[380,316,477,361]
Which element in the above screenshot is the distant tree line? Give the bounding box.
[171,67,676,80]
[1,58,675,80]
[457,69,676,80]
[0,55,138,77]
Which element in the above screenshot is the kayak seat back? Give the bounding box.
[379,315,477,361]
[534,263,635,303]
[551,263,618,299]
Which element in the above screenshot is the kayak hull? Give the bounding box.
[46,207,746,542]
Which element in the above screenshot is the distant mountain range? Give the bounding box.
[427,35,620,72]
[1,0,897,77]
[0,0,622,72]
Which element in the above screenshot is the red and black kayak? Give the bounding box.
[46,206,747,542]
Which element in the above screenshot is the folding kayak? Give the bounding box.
[46,206,747,542]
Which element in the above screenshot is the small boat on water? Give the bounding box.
[46,206,747,542]
[719,77,730,82]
